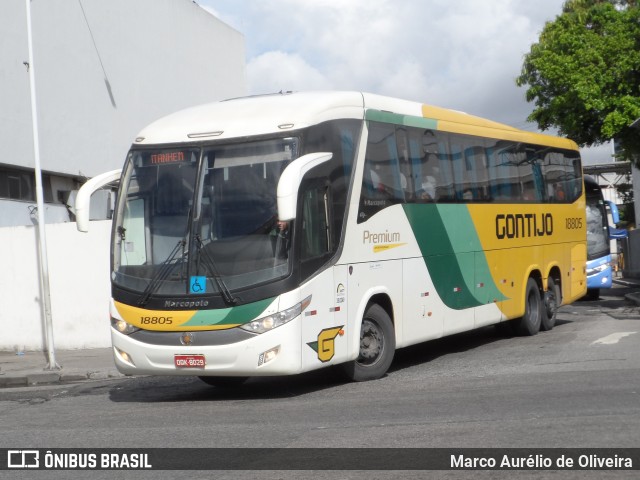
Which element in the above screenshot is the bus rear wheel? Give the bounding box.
[341,303,395,382]
[541,277,560,331]
[514,278,542,336]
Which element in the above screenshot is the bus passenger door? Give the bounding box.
[298,183,348,370]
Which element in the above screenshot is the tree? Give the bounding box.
[517,0,640,163]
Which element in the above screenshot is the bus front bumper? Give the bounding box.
[586,266,612,289]
[110,320,303,377]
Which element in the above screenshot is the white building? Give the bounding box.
[0,0,246,351]
[1,0,246,227]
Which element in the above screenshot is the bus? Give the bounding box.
[76,91,587,384]
[584,175,626,299]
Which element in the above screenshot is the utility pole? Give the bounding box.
[25,0,60,370]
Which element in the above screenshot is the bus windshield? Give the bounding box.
[585,184,609,261]
[112,138,298,297]
[196,139,297,290]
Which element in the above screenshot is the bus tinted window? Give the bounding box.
[358,122,407,221]
[358,121,583,222]
[302,119,360,258]
[543,150,582,203]
[486,140,520,201]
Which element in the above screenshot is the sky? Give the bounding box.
[199,0,613,164]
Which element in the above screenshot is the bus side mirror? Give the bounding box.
[277,152,332,221]
[75,169,122,232]
[605,200,620,225]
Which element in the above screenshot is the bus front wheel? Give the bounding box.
[342,303,395,382]
[514,278,542,336]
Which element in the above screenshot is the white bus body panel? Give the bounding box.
[110,298,307,377]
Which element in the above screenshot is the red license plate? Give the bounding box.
[174,354,206,368]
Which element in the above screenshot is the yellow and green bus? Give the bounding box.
[77,91,586,384]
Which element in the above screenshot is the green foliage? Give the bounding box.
[517,0,640,162]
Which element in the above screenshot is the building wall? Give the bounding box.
[0,221,112,351]
[0,0,246,350]
[0,199,70,226]
[1,0,246,225]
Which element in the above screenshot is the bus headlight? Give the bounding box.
[111,317,140,335]
[586,264,609,277]
[240,296,311,334]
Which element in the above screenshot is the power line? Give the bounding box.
[78,0,117,108]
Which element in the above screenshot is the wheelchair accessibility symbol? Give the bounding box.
[190,276,206,294]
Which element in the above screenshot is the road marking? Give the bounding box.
[591,332,637,345]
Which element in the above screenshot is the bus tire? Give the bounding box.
[541,277,560,331]
[198,376,248,388]
[515,278,542,336]
[341,303,395,382]
[586,288,600,300]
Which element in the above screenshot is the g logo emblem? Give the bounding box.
[307,326,344,362]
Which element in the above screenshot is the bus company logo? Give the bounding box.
[306,326,344,362]
[7,450,39,469]
[495,213,553,240]
[164,299,209,308]
[363,229,406,253]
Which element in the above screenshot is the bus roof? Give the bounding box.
[133,91,578,151]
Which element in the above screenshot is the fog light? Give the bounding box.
[114,347,135,367]
[258,346,280,366]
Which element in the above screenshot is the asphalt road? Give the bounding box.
[1,287,639,479]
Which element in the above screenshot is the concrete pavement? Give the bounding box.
[614,276,640,305]
[2,277,640,389]
[0,347,124,388]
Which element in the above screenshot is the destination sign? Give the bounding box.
[138,150,195,167]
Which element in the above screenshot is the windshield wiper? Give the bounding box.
[195,234,238,305]
[138,239,187,307]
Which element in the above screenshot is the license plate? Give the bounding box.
[174,354,206,368]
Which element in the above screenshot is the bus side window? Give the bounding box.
[465,144,489,201]
[358,122,406,222]
[301,185,330,259]
[412,130,440,202]
[299,183,332,280]
[530,157,547,203]
[450,142,465,201]
[518,147,549,203]
[395,128,413,201]
[543,151,566,202]
[566,154,583,202]
[487,140,520,202]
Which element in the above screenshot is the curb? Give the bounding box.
[0,370,125,389]
[624,293,640,307]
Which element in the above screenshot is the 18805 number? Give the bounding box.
[140,316,173,325]
[565,217,583,229]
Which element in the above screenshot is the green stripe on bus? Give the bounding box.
[183,297,276,327]
[402,204,506,309]
[365,109,438,130]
